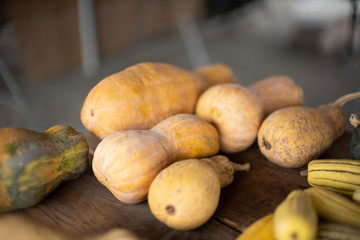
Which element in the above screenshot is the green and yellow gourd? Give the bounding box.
[0,125,89,212]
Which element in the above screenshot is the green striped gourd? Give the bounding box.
[0,125,89,212]
[305,159,360,195]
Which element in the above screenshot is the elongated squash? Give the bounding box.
[304,159,360,195]
[258,92,360,168]
[92,114,219,204]
[305,187,360,228]
[317,222,360,240]
[81,62,236,139]
[0,125,89,212]
[273,189,318,240]
[235,214,275,240]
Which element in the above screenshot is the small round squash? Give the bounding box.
[149,159,220,230]
[148,155,250,230]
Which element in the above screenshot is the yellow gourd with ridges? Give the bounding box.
[304,159,360,195]
[235,214,275,240]
[273,189,318,240]
[305,187,360,228]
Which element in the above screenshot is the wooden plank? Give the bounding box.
[17,159,240,240]
[3,131,352,240]
[213,131,352,232]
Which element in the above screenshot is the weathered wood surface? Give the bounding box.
[5,131,352,240]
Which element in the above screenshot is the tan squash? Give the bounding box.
[81,62,236,139]
[0,214,141,240]
[92,114,219,204]
[258,92,360,168]
[148,155,250,230]
[195,76,303,153]
[194,62,237,91]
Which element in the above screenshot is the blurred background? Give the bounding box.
[0,0,359,135]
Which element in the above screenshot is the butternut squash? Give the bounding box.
[195,76,303,153]
[258,92,360,168]
[0,125,89,212]
[0,214,141,240]
[148,155,250,230]
[81,62,236,139]
[92,114,219,204]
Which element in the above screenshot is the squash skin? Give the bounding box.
[81,62,237,140]
[248,75,304,117]
[0,214,142,240]
[92,114,220,204]
[195,76,304,153]
[148,155,249,230]
[257,105,346,168]
[194,63,237,92]
[196,83,264,153]
[148,159,221,231]
[81,62,202,139]
[0,125,89,212]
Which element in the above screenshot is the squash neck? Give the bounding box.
[44,125,89,178]
[319,104,346,139]
[201,155,250,187]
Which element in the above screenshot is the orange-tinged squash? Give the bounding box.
[0,125,89,212]
[81,62,236,139]
[92,114,219,204]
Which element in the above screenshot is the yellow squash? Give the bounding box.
[273,190,318,240]
[235,214,275,240]
[148,155,250,230]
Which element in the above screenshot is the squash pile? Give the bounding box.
[236,187,360,240]
[1,61,360,236]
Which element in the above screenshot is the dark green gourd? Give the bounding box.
[0,125,89,212]
[350,112,360,160]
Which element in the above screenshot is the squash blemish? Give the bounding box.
[166,205,176,215]
[262,138,271,150]
[6,144,17,156]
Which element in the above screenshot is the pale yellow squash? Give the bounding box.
[148,155,250,230]
[0,214,141,240]
[196,76,303,153]
[258,92,360,168]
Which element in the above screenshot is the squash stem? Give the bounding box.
[232,162,250,172]
[300,170,308,177]
[350,112,360,128]
[333,92,360,108]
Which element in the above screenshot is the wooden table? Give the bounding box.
[8,131,352,240]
